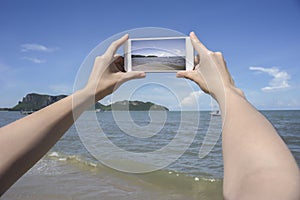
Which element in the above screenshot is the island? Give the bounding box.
[0,93,168,112]
[97,100,168,111]
[131,54,158,58]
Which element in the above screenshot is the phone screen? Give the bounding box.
[130,38,186,71]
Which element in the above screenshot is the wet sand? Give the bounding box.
[2,158,223,200]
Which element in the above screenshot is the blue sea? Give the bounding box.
[1,110,299,200]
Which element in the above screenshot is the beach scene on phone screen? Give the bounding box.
[131,39,186,71]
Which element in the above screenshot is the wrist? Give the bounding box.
[72,88,95,109]
[214,86,246,113]
[81,85,104,103]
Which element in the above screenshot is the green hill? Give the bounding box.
[96,100,168,111]
[5,93,168,111]
[11,93,67,111]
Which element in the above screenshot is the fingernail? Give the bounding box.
[176,72,183,78]
[122,34,129,39]
[190,32,196,40]
[139,72,146,77]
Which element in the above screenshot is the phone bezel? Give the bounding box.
[124,36,194,72]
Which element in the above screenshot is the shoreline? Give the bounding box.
[2,156,223,200]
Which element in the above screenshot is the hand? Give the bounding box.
[84,34,145,101]
[177,32,243,101]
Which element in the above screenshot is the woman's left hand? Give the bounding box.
[85,34,145,101]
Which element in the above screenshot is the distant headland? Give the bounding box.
[0,93,168,111]
[131,54,158,58]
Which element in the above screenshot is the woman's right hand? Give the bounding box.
[177,32,243,101]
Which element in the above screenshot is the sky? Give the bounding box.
[131,39,185,57]
[0,0,300,110]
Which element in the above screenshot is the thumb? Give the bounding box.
[177,70,209,94]
[121,71,146,83]
[176,70,199,82]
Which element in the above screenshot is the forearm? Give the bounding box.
[219,87,300,199]
[180,32,299,199]
[0,34,141,195]
[0,88,94,195]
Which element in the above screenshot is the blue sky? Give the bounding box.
[0,0,300,110]
[131,39,185,57]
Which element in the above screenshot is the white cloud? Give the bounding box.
[173,49,184,56]
[158,52,168,57]
[157,51,174,57]
[21,43,58,52]
[21,56,45,64]
[181,91,203,106]
[249,66,290,91]
[157,49,184,57]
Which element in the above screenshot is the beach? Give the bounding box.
[2,157,222,200]
[132,57,185,71]
[1,110,299,199]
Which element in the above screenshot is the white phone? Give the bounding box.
[124,36,194,72]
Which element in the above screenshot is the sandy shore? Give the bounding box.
[2,158,222,200]
[132,63,185,71]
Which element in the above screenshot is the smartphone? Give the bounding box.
[124,36,194,72]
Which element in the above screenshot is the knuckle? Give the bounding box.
[111,41,119,48]
[96,55,109,63]
[213,51,224,60]
[96,55,104,61]
[207,51,214,55]
[102,54,110,60]
[195,40,201,45]
[215,51,222,56]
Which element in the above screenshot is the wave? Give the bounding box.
[46,151,223,197]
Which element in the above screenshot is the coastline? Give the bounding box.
[2,156,223,200]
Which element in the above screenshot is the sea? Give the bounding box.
[132,57,185,71]
[1,110,299,200]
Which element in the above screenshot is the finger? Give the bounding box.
[176,70,198,82]
[213,52,235,85]
[113,54,123,62]
[194,55,199,65]
[190,32,209,51]
[105,34,129,59]
[176,70,209,93]
[121,71,146,83]
[113,55,125,72]
[190,32,210,56]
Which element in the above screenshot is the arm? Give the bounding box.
[177,32,300,200]
[0,34,145,195]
